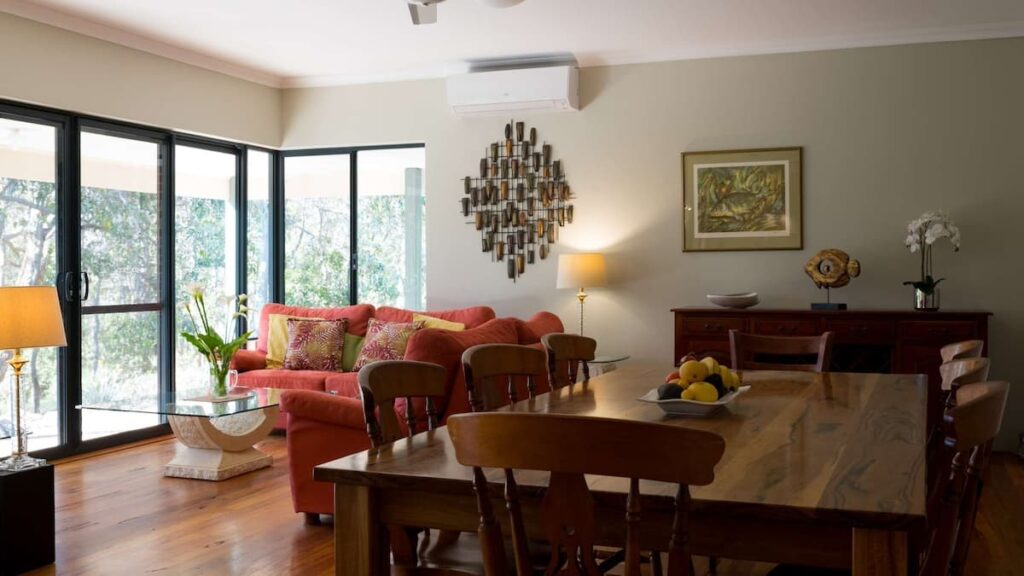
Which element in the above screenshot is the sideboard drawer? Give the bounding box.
[899,320,977,342]
[676,339,731,367]
[826,319,896,343]
[751,318,821,336]
[679,317,745,335]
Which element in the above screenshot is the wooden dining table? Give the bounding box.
[314,364,928,576]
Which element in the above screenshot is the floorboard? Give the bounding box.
[27,435,333,576]
[24,438,1023,575]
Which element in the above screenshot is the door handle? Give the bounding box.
[80,271,90,302]
[61,271,77,302]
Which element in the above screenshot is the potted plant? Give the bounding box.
[181,287,252,398]
[903,211,960,311]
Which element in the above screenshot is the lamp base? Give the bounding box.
[0,453,46,471]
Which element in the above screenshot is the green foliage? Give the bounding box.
[180,290,252,396]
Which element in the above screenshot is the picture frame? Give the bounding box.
[681,147,803,252]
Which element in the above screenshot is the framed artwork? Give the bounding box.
[681,147,803,252]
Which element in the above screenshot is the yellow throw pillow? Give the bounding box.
[412,313,466,332]
[267,314,323,368]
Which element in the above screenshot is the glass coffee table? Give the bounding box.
[79,388,281,481]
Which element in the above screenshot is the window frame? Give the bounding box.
[0,98,280,460]
[279,143,426,307]
[0,97,424,459]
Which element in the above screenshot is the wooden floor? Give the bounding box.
[28,437,1024,575]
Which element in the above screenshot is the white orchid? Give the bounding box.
[903,211,960,295]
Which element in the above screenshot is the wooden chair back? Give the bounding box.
[462,344,547,412]
[728,330,834,372]
[448,412,726,576]
[939,339,984,363]
[541,333,597,389]
[358,360,447,447]
[939,357,990,392]
[939,357,990,411]
[921,381,1009,576]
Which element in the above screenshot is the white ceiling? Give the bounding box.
[3,0,1023,88]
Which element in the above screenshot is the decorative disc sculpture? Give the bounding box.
[805,248,861,310]
[460,120,574,282]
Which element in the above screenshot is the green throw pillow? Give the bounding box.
[342,333,365,372]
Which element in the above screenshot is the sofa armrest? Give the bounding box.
[231,349,267,373]
[280,389,367,430]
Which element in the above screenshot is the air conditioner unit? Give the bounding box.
[446,66,579,117]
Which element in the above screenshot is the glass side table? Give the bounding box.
[78,388,282,481]
[590,354,630,376]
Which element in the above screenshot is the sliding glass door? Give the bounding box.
[0,113,62,454]
[78,127,165,440]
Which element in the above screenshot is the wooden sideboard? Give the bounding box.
[672,307,991,432]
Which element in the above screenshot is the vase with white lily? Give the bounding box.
[180,286,252,398]
[903,211,960,311]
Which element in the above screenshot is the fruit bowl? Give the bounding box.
[706,292,759,309]
[638,386,750,417]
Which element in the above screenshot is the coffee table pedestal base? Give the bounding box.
[164,445,273,481]
[165,406,279,482]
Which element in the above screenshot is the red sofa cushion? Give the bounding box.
[403,318,519,417]
[375,306,495,329]
[280,389,367,429]
[512,311,565,344]
[324,372,361,398]
[236,368,335,391]
[231,349,268,372]
[255,303,375,353]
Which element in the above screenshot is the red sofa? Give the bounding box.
[278,310,564,517]
[232,303,498,428]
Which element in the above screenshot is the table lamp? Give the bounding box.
[0,286,67,471]
[556,253,607,336]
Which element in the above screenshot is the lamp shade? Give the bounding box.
[0,286,68,350]
[556,253,608,289]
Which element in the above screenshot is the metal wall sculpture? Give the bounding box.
[460,120,574,282]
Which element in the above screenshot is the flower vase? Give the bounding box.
[914,288,940,312]
[210,367,229,398]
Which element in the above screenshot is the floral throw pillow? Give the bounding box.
[284,318,348,371]
[353,319,425,371]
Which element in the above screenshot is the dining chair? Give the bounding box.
[541,333,597,388]
[359,360,477,576]
[928,357,992,488]
[766,380,1009,576]
[359,360,447,446]
[447,412,726,576]
[924,380,1009,576]
[728,330,834,372]
[462,343,547,412]
[943,381,1009,575]
[939,339,984,363]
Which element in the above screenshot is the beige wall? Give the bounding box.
[283,38,1024,449]
[0,12,280,146]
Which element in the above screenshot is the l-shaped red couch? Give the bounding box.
[232,303,564,517]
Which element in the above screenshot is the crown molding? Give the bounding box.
[0,0,284,87]
[586,20,1024,70]
[282,20,1024,89]
[3,0,1023,91]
